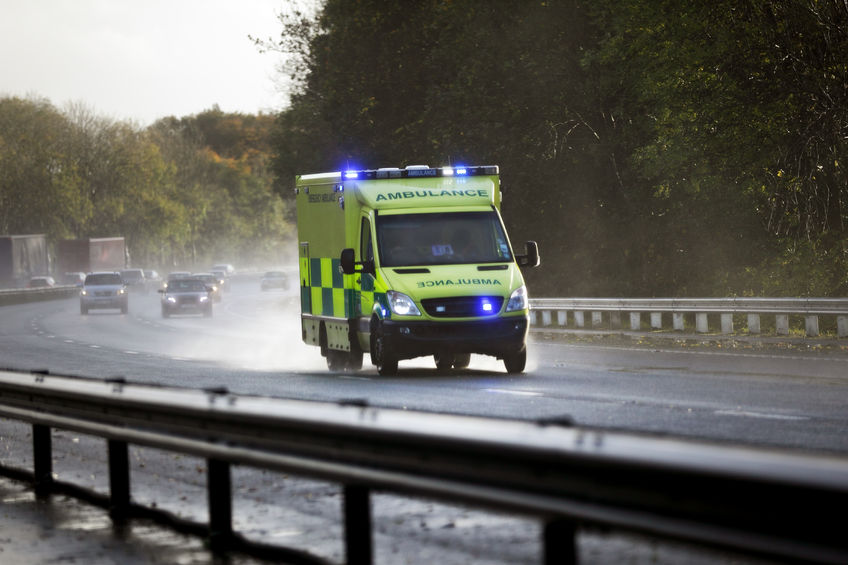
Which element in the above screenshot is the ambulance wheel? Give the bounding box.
[503,348,527,374]
[434,353,454,371]
[371,322,398,376]
[453,353,471,369]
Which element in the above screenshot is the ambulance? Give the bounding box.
[295,165,539,375]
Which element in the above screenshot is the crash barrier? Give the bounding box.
[0,286,79,307]
[529,297,848,338]
[0,370,846,565]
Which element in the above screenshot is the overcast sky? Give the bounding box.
[0,0,308,126]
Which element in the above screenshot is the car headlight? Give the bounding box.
[200,295,209,302]
[505,285,528,312]
[117,288,126,295]
[80,290,87,296]
[166,296,177,304]
[387,290,421,316]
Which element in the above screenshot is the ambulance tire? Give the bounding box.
[434,353,454,371]
[503,348,527,374]
[453,353,471,369]
[371,321,398,376]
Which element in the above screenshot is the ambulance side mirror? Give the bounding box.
[517,241,540,268]
[340,248,356,275]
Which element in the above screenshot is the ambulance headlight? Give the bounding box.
[505,286,528,312]
[387,290,421,316]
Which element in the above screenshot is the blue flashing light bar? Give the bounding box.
[341,165,498,181]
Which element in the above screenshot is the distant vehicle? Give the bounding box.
[159,277,213,318]
[210,270,229,292]
[211,263,235,276]
[57,237,125,274]
[120,268,147,293]
[143,270,163,291]
[1,235,49,289]
[80,272,128,315]
[260,271,289,291]
[28,275,56,288]
[60,272,86,287]
[191,273,223,303]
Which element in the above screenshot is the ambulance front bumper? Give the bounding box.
[379,315,528,359]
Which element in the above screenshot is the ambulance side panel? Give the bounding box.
[295,177,359,352]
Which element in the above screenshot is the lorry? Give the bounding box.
[295,165,539,375]
[0,234,50,288]
[56,237,126,275]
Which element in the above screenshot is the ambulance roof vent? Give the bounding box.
[405,165,430,169]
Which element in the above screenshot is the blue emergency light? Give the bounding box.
[341,165,498,181]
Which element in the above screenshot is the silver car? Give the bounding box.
[80,272,128,314]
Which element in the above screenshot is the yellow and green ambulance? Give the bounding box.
[295,165,539,375]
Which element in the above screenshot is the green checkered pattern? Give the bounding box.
[299,256,355,318]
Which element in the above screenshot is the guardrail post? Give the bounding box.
[542,311,552,326]
[696,313,709,333]
[629,312,640,331]
[650,312,662,330]
[557,311,568,326]
[530,310,537,326]
[776,314,789,335]
[721,313,733,334]
[747,314,761,334]
[207,458,233,551]
[108,439,131,520]
[839,316,848,338]
[610,311,621,329]
[574,311,585,328]
[673,312,684,331]
[32,424,52,496]
[591,312,603,328]
[344,484,372,565]
[543,518,577,565]
[805,315,819,337]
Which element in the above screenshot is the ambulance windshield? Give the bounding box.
[377,211,512,267]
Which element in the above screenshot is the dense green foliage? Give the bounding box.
[0,99,291,271]
[268,0,848,297]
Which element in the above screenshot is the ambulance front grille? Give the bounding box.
[421,296,503,318]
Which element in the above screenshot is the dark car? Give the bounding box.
[159,277,213,318]
[80,272,128,314]
[260,270,289,291]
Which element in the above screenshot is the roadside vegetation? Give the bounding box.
[0,99,292,269]
[2,0,845,295]
[266,0,848,297]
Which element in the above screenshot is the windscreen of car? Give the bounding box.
[121,271,143,282]
[376,211,512,267]
[85,274,122,285]
[169,280,207,292]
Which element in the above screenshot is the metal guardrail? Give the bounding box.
[0,369,847,564]
[0,285,79,306]
[3,287,847,337]
[530,298,848,337]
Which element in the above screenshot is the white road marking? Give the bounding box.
[484,388,542,397]
[714,410,808,421]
